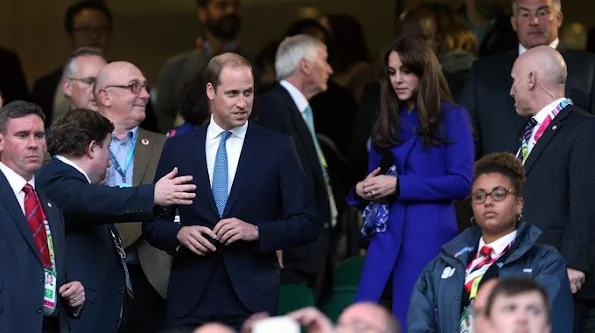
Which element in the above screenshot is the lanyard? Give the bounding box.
[109,130,138,184]
[533,98,572,142]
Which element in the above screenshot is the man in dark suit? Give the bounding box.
[0,101,84,333]
[95,60,171,332]
[36,109,197,333]
[0,47,30,104]
[256,35,335,298]
[510,45,595,333]
[143,53,321,332]
[460,0,595,158]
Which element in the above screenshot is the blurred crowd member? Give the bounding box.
[319,14,376,102]
[156,0,256,133]
[408,152,573,333]
[347,36,474,331]
[460,0,595,158]
[256,35,335,299]
[32,2,112,126]
[484,278,553,333]
[167,69,211,138]
[61,47,107,111]
[459,0,518,57]
[0,46,30,104]
[397,2,478,101]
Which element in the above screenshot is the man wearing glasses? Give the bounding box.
[93,61,171,332]
[62,47,107,112]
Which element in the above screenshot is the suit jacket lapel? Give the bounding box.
[282,90,326,186]
[194,125,219,215]
[524,105,572,174]
[223,123,259,217]
[0,172,40,262]
[133,128,151,186]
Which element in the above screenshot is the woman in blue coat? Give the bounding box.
[408,153,573,332]
[347,35,474,330]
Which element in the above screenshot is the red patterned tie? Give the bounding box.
[464,245,493,293]
[23,184,51,268]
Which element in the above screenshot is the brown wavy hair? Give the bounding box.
[372,35,453,150]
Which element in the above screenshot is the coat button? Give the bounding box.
[37,308,42,314]
[119,288,125,294]
[38,277,44,282]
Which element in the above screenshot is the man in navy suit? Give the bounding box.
[37,109,197,333]
[256,35,335,298]
[0,101,85,333]
[143,53,322,332]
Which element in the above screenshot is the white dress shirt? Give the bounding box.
[55,155,92,184]
[280,80,310,118]
[206,115,247,194]
[0,162,35,214]
[519,38,559,55]
[477,230,517,259]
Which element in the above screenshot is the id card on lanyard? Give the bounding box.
[43,219,58,312]
[109,130,138,186]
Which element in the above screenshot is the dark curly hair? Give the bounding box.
[473,152,526,196]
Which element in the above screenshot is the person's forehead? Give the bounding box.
[494,291,547,308]
[6,114,44,130]
[73,8,110,24]
[76,56,107,73]
[218,66,253,86]
[108,65,146,83]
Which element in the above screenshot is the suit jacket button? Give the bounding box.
[37,308,42,314]
[38,277,44,282]
[119,288,125,294]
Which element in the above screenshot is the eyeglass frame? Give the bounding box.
[67,77,97,86]
[104,81,150,94]
[470,186,516,204]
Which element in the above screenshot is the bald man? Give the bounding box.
[94,61,171,332]
[511,45,595,332]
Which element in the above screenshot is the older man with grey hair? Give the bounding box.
[61,47,107,115]
[256,34,335,299]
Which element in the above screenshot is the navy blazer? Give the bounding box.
[0,172,74,333]
[256,83,331,276]
[143,122,321,318]
[36,158,156,333]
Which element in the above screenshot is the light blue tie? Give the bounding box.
[303,105,329,182]
[212,131,232,217]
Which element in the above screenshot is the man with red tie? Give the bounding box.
[0,100,85,333]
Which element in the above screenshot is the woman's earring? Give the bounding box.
[469,217,476,226]
[517,213,523,222]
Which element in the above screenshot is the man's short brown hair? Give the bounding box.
[205,52,253,91]
[48,108,114,157]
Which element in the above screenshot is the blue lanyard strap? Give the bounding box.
[109,130,138,184]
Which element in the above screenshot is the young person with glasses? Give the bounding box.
[408,152,573,333]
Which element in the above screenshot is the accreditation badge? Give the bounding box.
[43,268,57,309]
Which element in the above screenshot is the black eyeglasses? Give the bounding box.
[68,77,96,86]
[471,186,516,204]
[104,81,150,94]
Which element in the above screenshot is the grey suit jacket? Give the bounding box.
[115,128,171,299]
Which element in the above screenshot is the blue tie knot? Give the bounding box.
[220,131,232,141]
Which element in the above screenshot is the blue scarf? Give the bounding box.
[361,165,397,237]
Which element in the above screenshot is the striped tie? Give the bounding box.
[23,184,51,268]
[516,118,538,162]
[464,246,493,293]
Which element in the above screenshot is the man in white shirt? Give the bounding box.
[460,0,595,158]
[256,34,335,299]
[0,100,85,333]
[510,45,595,332]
